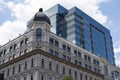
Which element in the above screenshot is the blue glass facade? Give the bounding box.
[45,4,115,65]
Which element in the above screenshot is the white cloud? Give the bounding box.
[114,47,120,54]
[115,54,120,67]
[0,20,26,45]
[5,0,109,24]
[0,0,109,45]
[114,40,120,54]
[114,40,120,66]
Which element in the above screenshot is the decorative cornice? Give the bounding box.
[0,49,104,78]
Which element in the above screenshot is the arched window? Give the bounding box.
[48,77,51,80]
[111,71,119,78]
[36,28,42,42]
[41,75,44,80]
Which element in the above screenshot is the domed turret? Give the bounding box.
[26,8,51,32]
[33,8,51,25]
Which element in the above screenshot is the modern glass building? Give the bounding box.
[45,4,115,65]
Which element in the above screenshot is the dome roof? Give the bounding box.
[33,8,50,25]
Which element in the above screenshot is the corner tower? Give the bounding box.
[27,8,51,31]
[27,8,51,42]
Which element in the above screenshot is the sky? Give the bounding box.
[0,0,120,66]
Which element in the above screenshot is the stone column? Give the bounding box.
[46,73,48,80]
[27,74,30,80]
[21,76,24,80]
[35,71,39,80]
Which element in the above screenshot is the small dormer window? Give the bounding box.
[36,28,42,42]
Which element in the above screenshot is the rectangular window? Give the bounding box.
[56,64,59,73]
[14,44,17,50]
[49,38,54,45]
[25,38,28,44]
[55,51,59,57]
[18,64,21,72]
[41,75,44,80]
[93,59,96,64]
[80,73,82,80]
[20,40,24,47]
[55,40,59,47]
[67,46,71,53]
[79,61,82,66]
[97,61,99,66]
[88,66,91,70]
[85,64,87,68]
[74,60,78,65]
[41,59,44,68]
[19,51,23,56]
[9,46,13,52]
[2,71,4,75]
[25,62,28,70]
[98,69,100,73]
[62,44,66,50]
[67,56,71,62]
[3,59,5,63]
[0,51,3,57]
[49,49,53,55]
[90,77,92,80]
[31,59,34,67]
[36,28,42,42]
[31,74,33,80]
[8,56,11,60]
[78,52,81,57]
[12,67,15,74]
[104,65,108,76]
[94,68,97,72]
[74,50,77,56]
[13,54,16,59]
[74,71,77,79]
[3,49,6,55]
[7,69,9,76]
[63,67,65,75]
[84,55,87,60]
[24,76,27,80]
[88,56,91,62]
[68,69,71,75]
[24,49,27,54]
[62,55,66,60]
[85,75,87,80]
[49,62,52,70]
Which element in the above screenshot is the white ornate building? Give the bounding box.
[0,8,120,80]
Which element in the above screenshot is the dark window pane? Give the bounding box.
[62,44,66,50]
[55,40,59,47]
[36,28,42,42]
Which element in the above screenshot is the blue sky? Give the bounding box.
[100,0,120,41]
[0,0,120,66]
[99,0,120,66]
